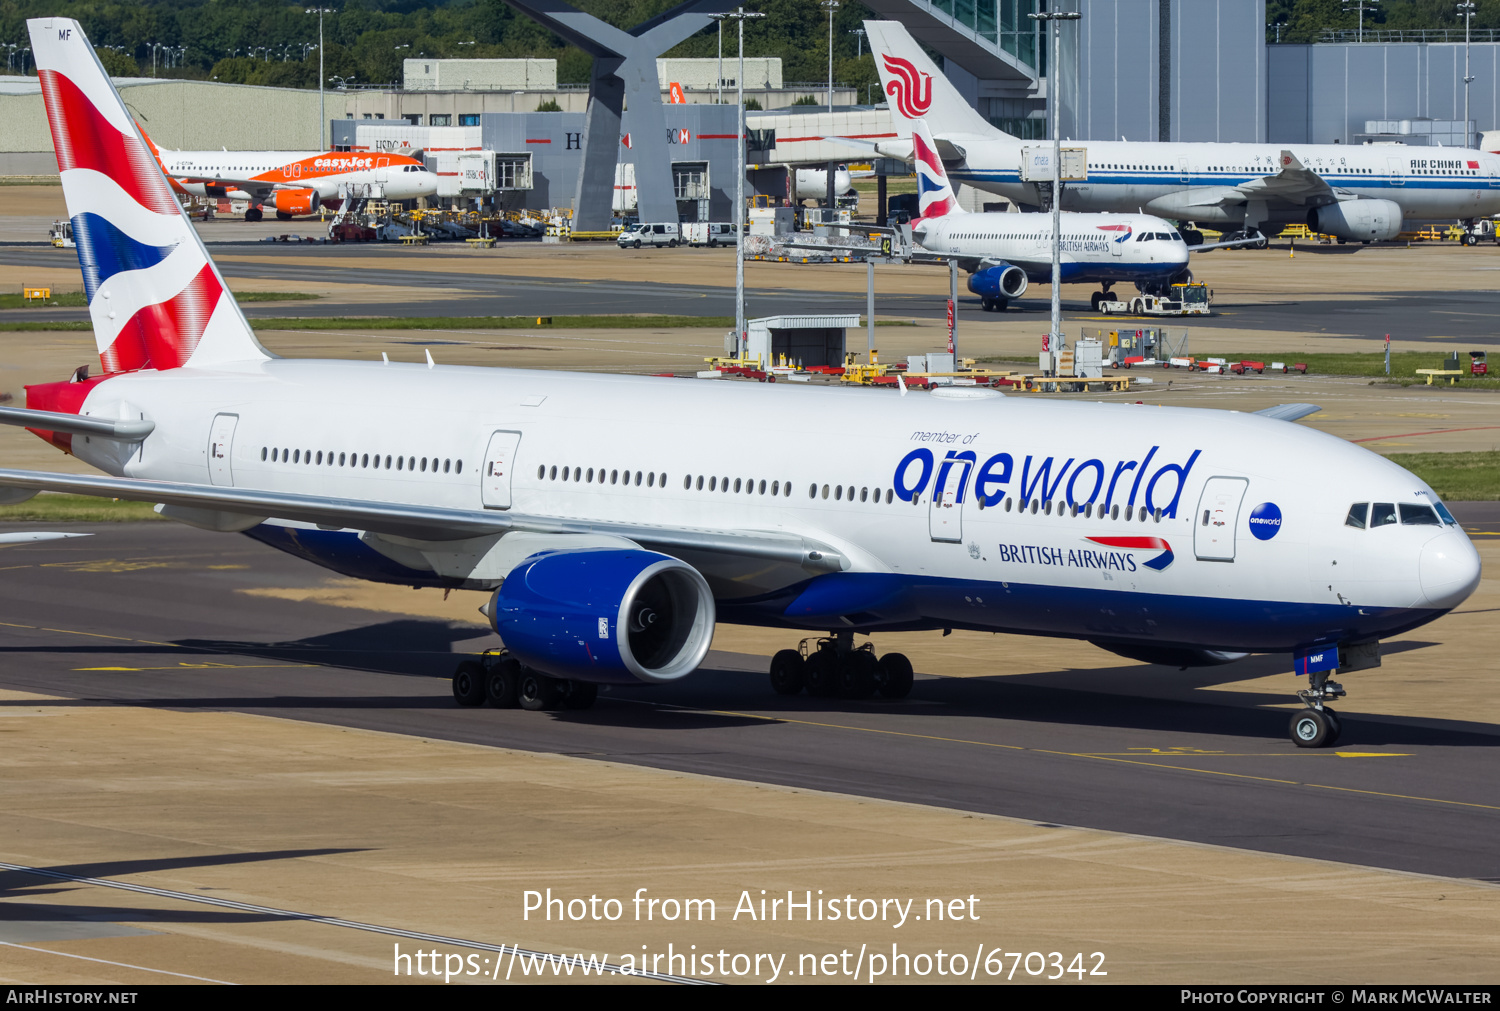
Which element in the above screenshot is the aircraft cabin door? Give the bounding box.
[928,453,974,543]
[207,413,238,487]
[1194,476,1248,561]
[480,430,523,509]
[1178,157,1191,185]
[1386,157,1407,186]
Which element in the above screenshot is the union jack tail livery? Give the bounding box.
[913,120,959,220]
[30,18,267,375]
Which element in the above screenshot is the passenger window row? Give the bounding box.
[261,446,461,474]
[690,475,793,496]
[1345,502,1449,529]
[985,496,1163,522]
[540,465,663,488]
[808,483,894,503]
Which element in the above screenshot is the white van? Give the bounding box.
[617,222,680,248]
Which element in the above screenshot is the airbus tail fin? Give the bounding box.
[28,17,269,374]
[913,120,961,220]
[864,20,1008,140]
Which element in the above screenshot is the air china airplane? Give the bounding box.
[910,120,1193,312]
[141,132,437,221]
[865,20,1500,245]
[0,20,1483,749]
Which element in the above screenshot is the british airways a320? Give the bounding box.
[0,19,1482,750]
[907,119,1224,311]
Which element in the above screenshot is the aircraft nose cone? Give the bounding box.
[1419,530,1482,609]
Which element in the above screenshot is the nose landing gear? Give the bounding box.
[767,634,914,701]
[1289,669,1346,748]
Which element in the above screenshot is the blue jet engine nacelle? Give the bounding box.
[967,262,1029,301]
[490,549,715,684]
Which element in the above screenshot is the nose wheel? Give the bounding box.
[1289,669,1346,748]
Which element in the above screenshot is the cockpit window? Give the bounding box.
[1370,502,1398,527]
[1399,503,1442,526]
[1136,231,1150,241]
[1171,231,1183,241]
[1345,503,1368,529]
[1154,232,1173,240]
[1434,500,1458,526]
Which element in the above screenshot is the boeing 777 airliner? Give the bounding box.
[0,19,1481,748]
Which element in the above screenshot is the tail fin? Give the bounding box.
[29,17,268,374]
[913,120,961,220]
[864,20,1008,140]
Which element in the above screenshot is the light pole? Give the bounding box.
[1341,0,1379,44]
[722,7,764,360]
[848,27,865,58]
[821,1,839,114]
[307,8,334,149]
[1029,8,1080,363]
[709,14,725,104]
[1459,1,1476,146]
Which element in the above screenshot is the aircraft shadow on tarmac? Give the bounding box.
[2,619,1494,748]
[0,849,362,927]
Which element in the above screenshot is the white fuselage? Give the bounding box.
[944,137,1500,225]
[61,358,1477,654]
[915,212,1189,284]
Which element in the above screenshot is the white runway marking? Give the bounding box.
[0,940,235,984]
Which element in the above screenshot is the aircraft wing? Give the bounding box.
[0,468,847,572]
[827,136,916,161]
[1252,403,1322,423]
[171,172,277,195]
[1235,150,1338,203]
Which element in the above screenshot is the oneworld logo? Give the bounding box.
[882,54,933,120]
[1248,502,1282,541]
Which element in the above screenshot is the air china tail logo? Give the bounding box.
[1087,536,1175,571]
[882,55,933,120]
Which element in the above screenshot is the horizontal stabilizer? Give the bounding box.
[1253,403,1322,423]
[0,405,154,440]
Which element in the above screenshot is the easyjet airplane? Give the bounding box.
[141,131,437,221]
[0,19,1482,749]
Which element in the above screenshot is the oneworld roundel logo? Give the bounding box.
[1248,502,1282,540]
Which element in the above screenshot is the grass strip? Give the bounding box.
[0,493,162,522]
[1387,451,1500,501]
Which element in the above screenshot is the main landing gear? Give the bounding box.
[1288,668,1346,748]
[768,633,914,700]
[452,650,598,712]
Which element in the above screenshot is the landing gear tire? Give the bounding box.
[484,656,520,708]
[561,681,598,710]
[451,660,486,707]
[838,650,879,699]
[276,210,292,222]
[981,297,1007,312]
[875,653,914,699]
[1321,706,1343,745]
[1289,708,1336,748]
[804,648,839,698]
[245,207,263,223]
[518,669,565,711]
[769,649,806,695]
